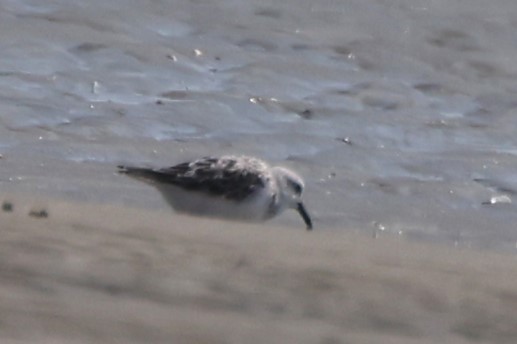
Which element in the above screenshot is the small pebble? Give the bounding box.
[299,109,313,119]
[482,195,512,205]
[336,137,353,145]
[29,209,49,218]
[166,54,177,61]
[2,202,13,212]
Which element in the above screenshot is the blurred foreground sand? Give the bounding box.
[1,195,517,344]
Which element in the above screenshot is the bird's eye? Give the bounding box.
[288,180,303,195]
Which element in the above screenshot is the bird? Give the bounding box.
[118,155,313,230]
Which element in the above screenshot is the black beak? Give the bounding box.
[296,202,313,230]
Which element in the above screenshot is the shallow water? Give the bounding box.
[1,0,517,251]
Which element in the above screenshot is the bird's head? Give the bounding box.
[272,167,313,230]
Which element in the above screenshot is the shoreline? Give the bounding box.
[1,194,516,343]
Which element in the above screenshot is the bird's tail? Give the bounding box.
[118,165,139,174]
[117,165,159,181]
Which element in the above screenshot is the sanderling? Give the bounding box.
[118,155,313,230]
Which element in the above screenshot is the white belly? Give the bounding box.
[154,184,276,222]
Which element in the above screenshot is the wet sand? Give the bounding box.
[2,0,517,250]
[1,195,517,343]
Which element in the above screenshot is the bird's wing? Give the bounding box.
[120,157,267,201]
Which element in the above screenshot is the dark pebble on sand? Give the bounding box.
[298,109,313,119]
[29,209,49,218]
[2,202,13,212]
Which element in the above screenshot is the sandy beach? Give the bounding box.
[1,194,516,343]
